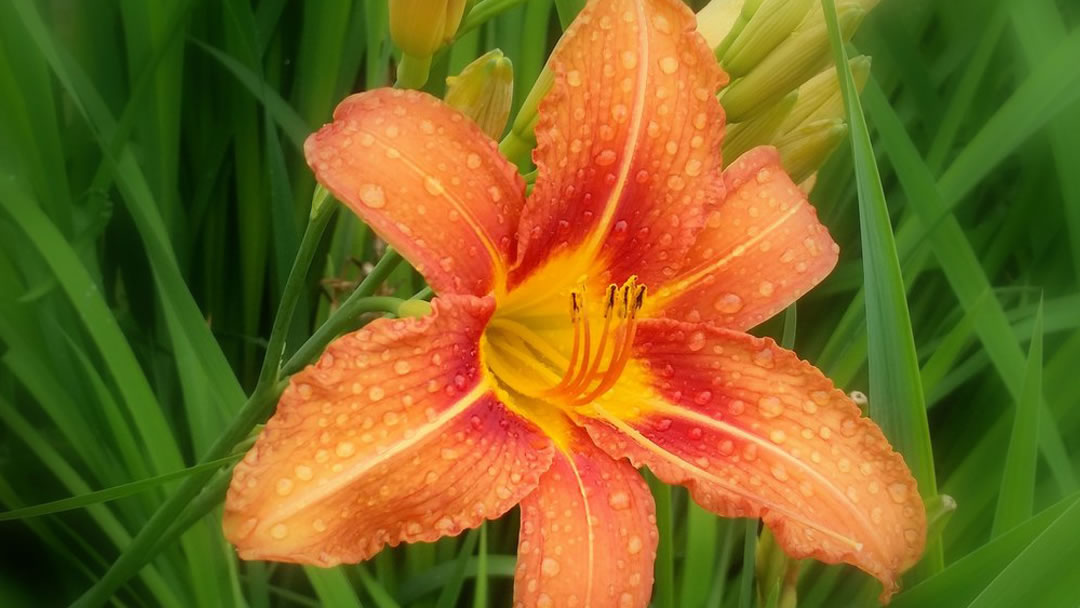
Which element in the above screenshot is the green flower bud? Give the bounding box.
[723,90,798,164]
[719,0,866,122]
[390,0,467,88]
[721,0,814,78]
[445,50,515,140]
[780,55,871,134]
[774,118,848,183]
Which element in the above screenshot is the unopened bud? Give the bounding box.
[390,0,467,88]
[721,0,814,77]
[389,0,466,57]
[696,0,751,53]
[445,50,514,139]
[723,91,798,165]
[719,0,866,121]
[780,56,870,134]
[774,118,848,183]
[499,66,554,168]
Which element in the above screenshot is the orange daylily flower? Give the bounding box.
[223,0,926,604]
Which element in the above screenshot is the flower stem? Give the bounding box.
[395,53,432,89]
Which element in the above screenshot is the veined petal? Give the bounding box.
[224,295,553,565]
[510,0,728,292]
[645,147,838,330]
[583,320,925,601]
[306,89,525,296]
[515,427,657,608]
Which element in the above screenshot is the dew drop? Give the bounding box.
[424,176,445,196]
[888,482,910,503]
[627,535,643,554]
[608,491,630,510]
[597,149,617,166]
[687,331,706,351]
[336,442,355,458]
[270,523,289,539]
[276,478,294,496]
[541,557,561,577]
[758,281,775,296]
[714,293,744,313]
[368,386,385,401]
[466,153,481,169]
[394,360,412,375]
[758,396,783,418]
[567,70,583,87]
[659,56,679,74]
[358,184,386,208]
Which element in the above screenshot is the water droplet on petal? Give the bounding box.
[358,184,385,208]
[758,396,783,418]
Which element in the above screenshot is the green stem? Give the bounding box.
[281,252,403,377]
[395,53,433,89]
[458,0,531,38]
[258,187,334,389]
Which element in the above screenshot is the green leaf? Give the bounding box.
[305,567,365,608]
[0,456,240,522]
[992,300,1043,536]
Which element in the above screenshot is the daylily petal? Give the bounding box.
[510,0,728,290]
[645,146,838,330]
[224,295,553,565]
[583,320,925,601]
[306,89,526,296]
[514,427,657,608]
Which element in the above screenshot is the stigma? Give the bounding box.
[544,277,646,405]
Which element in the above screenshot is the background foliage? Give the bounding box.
[1,0,1079,606]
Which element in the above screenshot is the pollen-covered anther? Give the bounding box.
[544,277,647,406]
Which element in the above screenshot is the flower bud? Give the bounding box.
[780,55,870,133]
[720,0,814,77]
[719,0,866,122]
[390,0,466,88]
[389,0,466,58]
[774,118,848,183]
[445,50,515,140]
[696,0,752,53]
[499,66,553,168]
[723,90,798,164]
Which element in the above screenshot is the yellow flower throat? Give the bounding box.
[482,277,647,412]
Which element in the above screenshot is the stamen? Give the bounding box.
[544,277,646,405]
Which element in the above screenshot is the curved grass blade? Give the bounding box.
[0,456,240,522]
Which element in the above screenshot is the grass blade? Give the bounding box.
[992,301,1043,536]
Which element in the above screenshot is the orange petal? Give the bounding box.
[646,146,838,330]
[306,89,526,296]
[584,320,925,602]
[224,295,553,565]
[510,0,729,289]
[515,427,657,608]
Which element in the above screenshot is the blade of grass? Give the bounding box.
[991,301,1042,536]
[649,473,676,608]
[822,0,940,579]
[863,79,1078,494]
[0,456,241,522]
[435,530,480,608]
[305,567,364,608]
